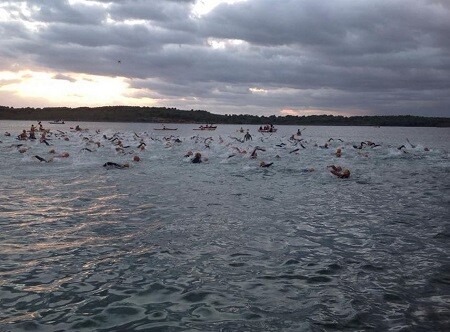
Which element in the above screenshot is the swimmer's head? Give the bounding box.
[49,149,56,154]
[123,163,130,168]
[61,152,69,158]
[342,169,350,177]
[133,155,140,162]
[260,161,266,167]
[195,152,201,158]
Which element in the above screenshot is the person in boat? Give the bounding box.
[191,152,202,163]
[18,130,28,140]
[327,165,350,178]
[103,162,129,169]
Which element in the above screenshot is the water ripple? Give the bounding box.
[1,123,449,331]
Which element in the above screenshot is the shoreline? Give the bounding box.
[1,106,449,127]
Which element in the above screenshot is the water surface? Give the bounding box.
[1,121,449,331]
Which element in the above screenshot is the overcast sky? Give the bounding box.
[1,0,449,117]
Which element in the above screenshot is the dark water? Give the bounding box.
[1,122,449,331]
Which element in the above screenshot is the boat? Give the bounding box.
[49,120,65,124]
[193,125,217,131]
[154,127,178,131]
[258,125,277,133]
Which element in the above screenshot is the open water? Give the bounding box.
[0,121,449,331]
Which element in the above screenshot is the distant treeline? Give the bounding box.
[0,106,449,127]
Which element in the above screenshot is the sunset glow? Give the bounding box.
[0,71,156,107]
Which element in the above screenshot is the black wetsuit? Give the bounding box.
[191,156,202,163]
[103,162,127,169]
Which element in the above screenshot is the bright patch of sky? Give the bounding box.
[0,71,156,107]
[192,0,247,17]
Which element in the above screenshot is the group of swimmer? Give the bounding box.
[2,122,433,179]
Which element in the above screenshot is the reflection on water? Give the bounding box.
[1,121,449,331]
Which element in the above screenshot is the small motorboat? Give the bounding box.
[258,127,277,133]
[193,125,217,131]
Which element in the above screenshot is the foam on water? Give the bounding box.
[0,121,449,331]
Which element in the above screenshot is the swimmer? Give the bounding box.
[191,152,202,164]
[5,132,11,137]
[133,155,140,162]
[336,148,342,157]
[244,130,252,141]
[250,146,266,159]
[301,168,315,173]
[327,165,350,178]
[103,162,129,169]
[260,161,273,168]
[60,152,69,158]
[34,155,49,163]
[353,142,366,149]
[406,138,416,148]
[40,132,50,145]
[18,130,27,140]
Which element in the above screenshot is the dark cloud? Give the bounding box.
[0,0,449,116]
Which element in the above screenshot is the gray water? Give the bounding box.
[1,121,449,331]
